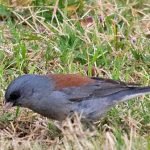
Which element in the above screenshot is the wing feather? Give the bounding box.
[60,77,136,101]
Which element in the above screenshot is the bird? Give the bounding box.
[4,74,150,121]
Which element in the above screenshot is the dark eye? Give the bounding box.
[10,91,21,100]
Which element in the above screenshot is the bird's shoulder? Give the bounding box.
[47,74,95,90]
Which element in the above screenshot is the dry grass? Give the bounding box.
[0,0,150,149]
[0,111,148,150]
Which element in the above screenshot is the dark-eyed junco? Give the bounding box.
[4,74,150,121]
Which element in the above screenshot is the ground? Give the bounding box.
[0,0,150,149]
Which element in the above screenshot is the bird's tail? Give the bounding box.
[108,86,150,104]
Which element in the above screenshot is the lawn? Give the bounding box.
[0,0,150,149]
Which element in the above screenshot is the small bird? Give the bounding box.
[4,74,150,121]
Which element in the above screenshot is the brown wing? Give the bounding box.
[48,74,95,90]
[47,74,136,101]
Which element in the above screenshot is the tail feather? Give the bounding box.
[108,86,150,104]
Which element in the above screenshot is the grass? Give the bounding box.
[0,0,150,149]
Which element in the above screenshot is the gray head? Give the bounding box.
[5,74,53,108]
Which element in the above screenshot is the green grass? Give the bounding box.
[0,0,150,149]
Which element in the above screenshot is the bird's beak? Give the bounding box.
[3,101,14,110]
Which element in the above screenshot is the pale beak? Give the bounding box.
[3,101,14,111]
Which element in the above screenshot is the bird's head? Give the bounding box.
[4,74,53,109]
